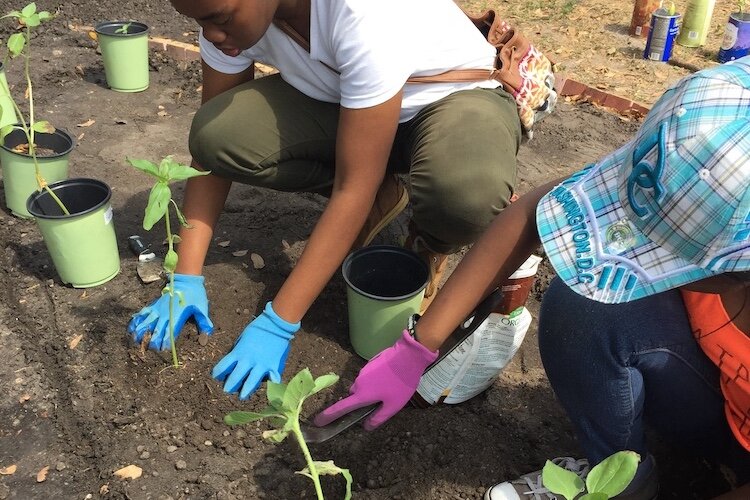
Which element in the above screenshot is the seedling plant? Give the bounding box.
[225,368,353,500]
[1,2,68,213]
[127,156,209,367]
[115,22,132,34]
[542,450,640,500]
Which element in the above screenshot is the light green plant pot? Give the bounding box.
[342,245,429,360]
[95,21,150,92]
[1,127,73,218]
[26,178,120,288]
[0,63,18,129]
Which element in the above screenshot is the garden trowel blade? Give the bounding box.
[137,257,164,284]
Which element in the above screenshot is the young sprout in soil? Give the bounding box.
[542,450,640,500]
[115,22,131,34]
[127,156,209,367]
[1,2,68,214]
[225,368,353,500]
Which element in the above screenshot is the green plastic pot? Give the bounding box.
[0,63,18,128]
[26,178,120,288]
[1,127,73,218]
[95,21,150,92]
[342,245,429,360]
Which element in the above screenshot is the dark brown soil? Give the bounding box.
[0,1,736,500]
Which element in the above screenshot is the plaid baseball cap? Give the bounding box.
[536,57,750,304]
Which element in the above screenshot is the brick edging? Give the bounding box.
[69,24,649,117]
[554,75,650,117]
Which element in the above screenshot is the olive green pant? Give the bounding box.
[189,74,521,254]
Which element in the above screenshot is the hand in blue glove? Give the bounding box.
[128,273,214,351]
[212,301,300,400]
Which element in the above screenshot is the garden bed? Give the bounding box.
[0,1,735,499]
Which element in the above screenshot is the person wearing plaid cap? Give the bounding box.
[316,58,750,498]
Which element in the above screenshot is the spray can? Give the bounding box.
[412,255,542,407]
[644,7,681,62]
[718,12,750,63]
[630,0,662,38]
[677,0,716,47]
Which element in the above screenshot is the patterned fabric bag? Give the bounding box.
[408,9,557,139]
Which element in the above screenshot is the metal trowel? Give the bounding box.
[129,235,164,284]
[299,288,504,443]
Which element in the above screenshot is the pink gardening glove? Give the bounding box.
[313,330,438,431]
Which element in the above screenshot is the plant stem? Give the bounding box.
[22,27,69,215]
[292,420,325,500]
[165,209,179,368]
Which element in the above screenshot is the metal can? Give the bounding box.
[677,0,716,48]
[644,8,681,62]
[629,0,661,38]
[718,12,750,63]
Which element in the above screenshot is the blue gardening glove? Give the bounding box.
[128,273,214,351]
[212,301,300,400]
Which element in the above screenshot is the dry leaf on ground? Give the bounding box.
[76,119,95,127]
[36,466,49,482]
[69,334,83,349]
[250,253,265,269]
[114,464,143,480]
[218,240,230,247]
[232,250,248,257]
[0,464,17,475]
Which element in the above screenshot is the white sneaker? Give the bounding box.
[484,457,590,500]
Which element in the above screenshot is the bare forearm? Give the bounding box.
[415,179,561,351]
[273,188,374,323]
[174,172,232,275]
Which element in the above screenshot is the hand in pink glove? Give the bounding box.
[313,330,438,431]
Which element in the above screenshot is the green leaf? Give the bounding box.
[7,33,26,57]
[580,493,608,500]
[24,13,39,27]
[143,182,171,231]
[31,120,54,134]
[172,204,189,228]
[282,368,316,411]
[225,409,279,426]
[311,373,339,395]
[21,3,36,18]
[127,158,161,179]
[164,249,178,274]
[586,451,639,497]
[542,460,585,500]
[267,381,287,409]
[1,10,23,20]
[262,428,289,443]
[166,158,210,181]
[37,11,52,22]
[0,124,16,143]
[158,155,173,178]
[298,461,353,500]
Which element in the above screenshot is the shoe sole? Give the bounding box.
[360,181,409,247]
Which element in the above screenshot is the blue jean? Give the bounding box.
[539,278,750,479]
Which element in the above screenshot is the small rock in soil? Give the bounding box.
[55,461,66,471]
[166,445,178,453]
[175,460,187,470]
[139,451,150,460]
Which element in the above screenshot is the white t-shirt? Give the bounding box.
[200,0,500,122]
